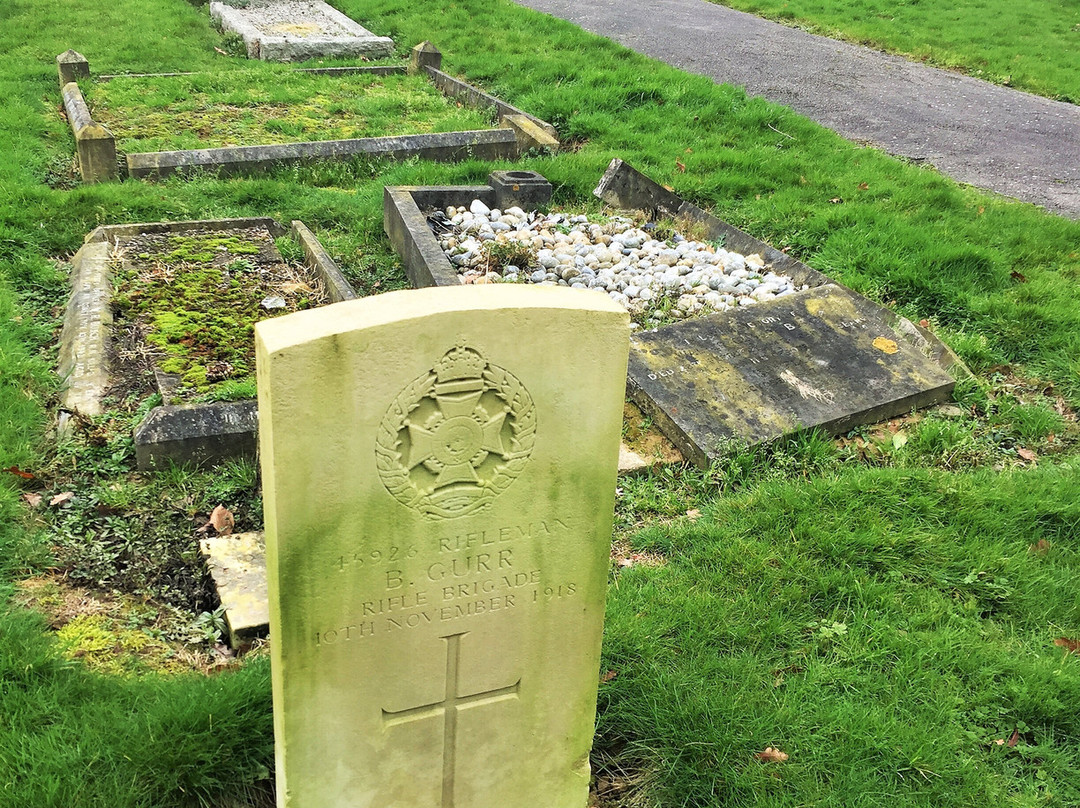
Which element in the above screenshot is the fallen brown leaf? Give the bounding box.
[918,319,930,328]
[756,747,789,763]
[49,491,74,507]
[1029,539,1051,556]
[1007,728,1020,748]
[857,182,869,190]
[1053,637,1080,655]
[4,465,34,480]
[210,505,234,535]
[1010,270,1028,283]
[675,159,686,173]
[22,492,42,508]
[281,283,312,296]
[600,670,618,683]
[829,197,843,204]
[197,505,235,535]
[1017,447,1037,462]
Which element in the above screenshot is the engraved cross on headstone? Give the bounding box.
[382,632,521,808]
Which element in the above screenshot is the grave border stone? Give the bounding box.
[57,43,559,181]
[57,217,357,470]
[209,0,394,62]
[384,170,554,288]
[593,158,969,376]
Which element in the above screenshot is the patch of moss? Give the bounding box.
[165,234,261,263]
[56,614,189,676]
[112,228,327,401]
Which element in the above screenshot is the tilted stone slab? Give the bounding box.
[200,532,270,650]
[210,0,392,61]
[257,285,630,808]
[628,284,957,466]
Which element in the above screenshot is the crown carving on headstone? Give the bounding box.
[434,345,486,383]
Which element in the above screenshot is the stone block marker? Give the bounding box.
[56,49,89,87]
[210,0,393,61]
[199,532,269,650]
[256,285,629,808]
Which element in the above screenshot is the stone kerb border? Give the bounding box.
[58,43,559,182]
[593,158,970,377]
[384,170,554,288]
[56,50,117,183]
[58,217,357,470]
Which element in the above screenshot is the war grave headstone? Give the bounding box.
[56,45,558,181]
[385,158,962,467]
[58,217,355,470]
[210,0,393,61]
[256,284,630,808]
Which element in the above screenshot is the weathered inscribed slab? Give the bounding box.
[256,285,630,808]
[628,283,955,466]
[210,0,393,61]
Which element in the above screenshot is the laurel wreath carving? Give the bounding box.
[375,354,536,519]
[374,371,437,512]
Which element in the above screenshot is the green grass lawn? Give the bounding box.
[2,0,1080,806]
[708,0,1080,103]
[88,69,493,153]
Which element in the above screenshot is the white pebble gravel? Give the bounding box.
[433,203,807,328]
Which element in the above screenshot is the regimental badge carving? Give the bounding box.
[376,344,536,519]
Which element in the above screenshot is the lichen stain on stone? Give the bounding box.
[267,22,324,36]
[872,336,899,354]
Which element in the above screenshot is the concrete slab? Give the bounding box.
[210,0,393,61]
[199,531,270,649]
[628,283,957,466]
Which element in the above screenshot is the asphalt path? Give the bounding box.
[511,0,1080,218]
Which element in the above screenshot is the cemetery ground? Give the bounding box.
[87,68,493,154]
[702,0,1080,104]
[1,0,1079,805]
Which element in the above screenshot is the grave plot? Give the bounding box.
[58,217,356,471]
[385,161,964,466]
[90,70,494,154]
[56,44,559,182]
[210,0,393,62]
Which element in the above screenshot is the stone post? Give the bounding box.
[56,49,90,87]
[410,41,442,74]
